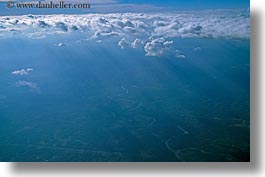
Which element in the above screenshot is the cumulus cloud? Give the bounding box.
[144,37,173,57]
[131,38,144,48]
[0,9,250,39]
[118,38,129,49]
[12,68,33,76]
[0,10,249,59]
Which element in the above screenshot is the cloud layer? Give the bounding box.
[0,9,249,39]
[0,9,249,58]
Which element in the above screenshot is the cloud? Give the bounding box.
[175,50,186,59]
[143,38,186,58]
[12,68,33,75]
[0,10,249,59]
[118,38,129,49]
[57,42,67,47]
[0,9,250,39]
[131,38,144,48]
[144,37,173,57]
[193,47,202,52]
[16,80,38,90]
[55,22,68,32]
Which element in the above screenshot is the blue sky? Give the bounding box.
[0,0,250,16]
[118,0,249,9]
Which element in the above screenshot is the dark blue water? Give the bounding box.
[0,36,250,162]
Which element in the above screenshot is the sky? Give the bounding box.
[0,0,250,16]
[118,0,249,9]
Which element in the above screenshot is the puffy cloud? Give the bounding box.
[91,31,121,39]
[55,22,68,32]
[0,9,250,39]
[144,37,173,57]
[12,68,33,76]
[118,38,129,49]
[131,38,144,48]
[178,25,202,36]
[38,20,50,28]
[143,38,187,59]
[0,10,249,59]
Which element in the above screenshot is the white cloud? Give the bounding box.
[131,38,144,48]
[12,68,33,76]
[118,38,129,49]
[144,37,173,57]
[0,10,250,39]
[0,10,249,59]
